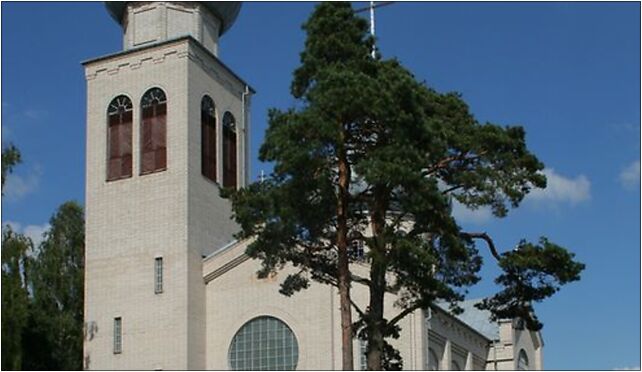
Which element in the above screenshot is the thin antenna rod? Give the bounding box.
[354,2,395,58]
[369,1,376,58]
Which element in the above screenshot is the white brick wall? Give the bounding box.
[122,2,221,55]
[83,36,250,370]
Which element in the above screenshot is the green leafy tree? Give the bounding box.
[1,227,32,370]
[1,144,31,370]
[226,2,584,370]
[2,143,21,191]
[27,201,85,370]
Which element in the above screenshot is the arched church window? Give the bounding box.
[201,96,217,181]
[222,111,237,188]
[228,316,299,370]
[427,348,439,370]
[451,360,462,370]
[107,95,133,181]
[141,87,167,174]
[517,349,529,370]
[358,338,367,370]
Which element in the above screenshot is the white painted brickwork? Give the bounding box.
[84,36,249,370]
[122,2,221,55]
[84,3,541,370]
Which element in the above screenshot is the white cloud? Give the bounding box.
[619,160,640,190]
[3,220,50,247]
[528,168,591,205]
[451,200,493,224]
[22,109,48,121]
[613,367,641,371]
[3,165,42,201]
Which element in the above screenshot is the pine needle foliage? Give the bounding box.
[224,2,584,369]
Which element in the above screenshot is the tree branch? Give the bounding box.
[460,232,502,261]
[351,274,371,286]
[423,151,489,176]
[387,302,425,327]
[441,184,464,195]
[349,298,365,318]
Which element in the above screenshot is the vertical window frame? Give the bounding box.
[222,111,237,189]
[140,87,168,175]
[155,256,163,294]
[113,317,122,354]
[358,338,368,370]
[201,95,217,182]
[106,95,133,182]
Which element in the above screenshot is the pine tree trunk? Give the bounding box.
[337,134,354,370]
[366,264,385,370]
[367,188,387,370]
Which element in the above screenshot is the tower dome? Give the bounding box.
[105,2,242,36]
[104,2,242,55]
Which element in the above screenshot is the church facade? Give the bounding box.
[82,2,543,370]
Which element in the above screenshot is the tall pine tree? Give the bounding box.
[225,2,584,369]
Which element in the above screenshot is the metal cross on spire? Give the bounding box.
[355,1,395,58]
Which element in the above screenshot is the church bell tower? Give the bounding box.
[83,2,253,369]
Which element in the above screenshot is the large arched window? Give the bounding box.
[222,112,237,188]
[201,96,217,181]
[107,95,133,181]
[517,349,529,370]
[228,316,298,370]
[141,87,167,174]
[451,360,462,370]
[427,348,439,370]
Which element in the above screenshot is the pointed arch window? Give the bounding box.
[141,88,167,174]
[107,95,133,181]
[201,96,217,182]
[222,112,237,188]
[517,349,529,370]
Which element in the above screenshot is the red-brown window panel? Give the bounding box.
[141,88,167,174]
[107,96,133,181]
[222,112,237,189]
[201,96,217,182]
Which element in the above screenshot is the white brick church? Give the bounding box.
[82,2,544,370]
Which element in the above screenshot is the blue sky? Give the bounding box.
[1,2,639,370]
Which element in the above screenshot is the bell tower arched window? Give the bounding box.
[222,112,237,188]
[107,95,133,181]
[141,87,167,174]
[201,96,217,181]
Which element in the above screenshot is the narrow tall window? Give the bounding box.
[155,257,163,294]
[222,112,237,188]
[517,350,529,370]
[141,88,167,174]
[107,96,133,181]
[350,240,365,261]
[201,96,217,181]
[113,317,122,354]
[359,339,367,370]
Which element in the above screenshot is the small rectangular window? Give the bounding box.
[155,257,163,294]
[113,317,122,354]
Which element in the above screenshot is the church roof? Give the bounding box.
[436,299,500,340]
[104,2,242,36]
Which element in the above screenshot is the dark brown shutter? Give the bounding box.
[209,115,216,180]
[107,96,133,181]
[120,110,133,177]
[201,106,216,181]
[153,104,167,170]
[223,126,237,189]
[141,106,154,173]
[108,117,120,180]
[201,111,208,177]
